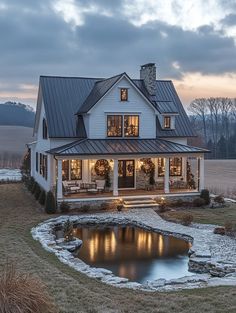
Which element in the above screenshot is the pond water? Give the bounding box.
[65,225,192,283]
[0,168,22,181]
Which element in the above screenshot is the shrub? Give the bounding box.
[200,189,210,205]
[31,181,37,194]
[192,197,205,207]
[0,264,57,313]
[214,195,225,205]
[80,204,90,213]
[28,176,35,191]
[173,198,184,207]
[117,204,123,212]
[224,222,236,237]
[214,227,226,235]
[45,191,57,214]
[100,202,110,210]
[60,201,70,213]
[34,184,41,200]
[38,189,46,206]
[181,213,193,226]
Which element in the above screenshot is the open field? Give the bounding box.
[205,159,236,196]
[0,183,236,313]
[161,204,236,226]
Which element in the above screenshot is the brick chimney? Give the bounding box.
[140,63,157,95]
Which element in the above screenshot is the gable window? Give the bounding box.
[107,115,122,137]
[62,159,82,181]
[164,116,171,129]
[42,118,48,139]
[124,115,139,137]
[170,157,182,176]
[120,88,128,101]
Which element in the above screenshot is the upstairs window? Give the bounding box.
[39,153,47,180]
[120,88,128,101]
[42,118,48,139]
[107,115,122,137]
[164,116,171,129]
[124,115,139,137]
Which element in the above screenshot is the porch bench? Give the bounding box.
[62,181,81,194]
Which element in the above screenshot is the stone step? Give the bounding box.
[124,199,156,205]
[123,203,159,208]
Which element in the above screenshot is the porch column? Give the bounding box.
[113,159,118,196]
[164,157,170,193]
[199,155,205,191]
[154,158,158,181]
[57,159,63,199]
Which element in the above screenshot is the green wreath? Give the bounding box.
[94,159,111,176]
[140,158,155,174]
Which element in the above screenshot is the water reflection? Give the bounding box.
[71,225,191,283]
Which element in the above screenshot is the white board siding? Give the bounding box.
[87,77,156,139]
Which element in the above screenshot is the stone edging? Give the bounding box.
[31,209,236,291]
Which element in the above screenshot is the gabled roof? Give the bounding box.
[47,138,208,156]
[37,74,195,138]
[77,73,123,114]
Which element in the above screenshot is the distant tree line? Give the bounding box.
[0,152,23,168]
[188,97,236,159]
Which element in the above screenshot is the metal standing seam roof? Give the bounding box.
[154,101,178,114]
[47,138,208,156]
[39,75,196,138]
[77,73,124,114]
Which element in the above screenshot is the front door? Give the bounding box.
[118,160,135,188]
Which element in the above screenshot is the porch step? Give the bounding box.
[123,198,158,208]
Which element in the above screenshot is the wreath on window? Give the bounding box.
[94,159,111,176]
[140,158,155,174]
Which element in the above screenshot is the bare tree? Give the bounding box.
[188,98,208,144]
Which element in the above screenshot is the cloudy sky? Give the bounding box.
[0,0,236,108]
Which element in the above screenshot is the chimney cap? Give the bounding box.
[141,63,156,69]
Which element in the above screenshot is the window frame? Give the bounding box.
[36,152,38,172]
[120,88,128,101]
[164,116,171,129]
[107,115,123,137]
[169,157,182,177]
[62,159,82,181]
[42,118,48,139]
[124,115,139,137]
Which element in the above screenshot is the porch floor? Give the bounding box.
[63,188,198,200]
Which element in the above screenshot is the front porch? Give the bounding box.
[56,155,205,202]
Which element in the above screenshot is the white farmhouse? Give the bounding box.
[28,63,207,206]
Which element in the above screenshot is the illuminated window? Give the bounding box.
[164,116,171,129]
[62,160,82,181]
[107,115,122,137]
[124,115,139,137]
[42,118,48,139]
[120,88,128,101]
[170,157,182,176]
[157,158,165,177]
[70,160,82,180]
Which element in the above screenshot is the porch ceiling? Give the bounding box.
[47,138,209,157]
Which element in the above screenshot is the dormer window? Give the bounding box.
[120,88,128,101]
[42,118,48,139]
[164,116,171,129]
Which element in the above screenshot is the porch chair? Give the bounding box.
[62,181,80,194]
[95,179,106,192]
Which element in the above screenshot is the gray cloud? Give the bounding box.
[221,14,236,26]
[0,0,236,106]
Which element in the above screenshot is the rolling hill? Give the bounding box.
[0,102,35,168]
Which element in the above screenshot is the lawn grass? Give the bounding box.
[0,183,236,313]
[160,203,236,226]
